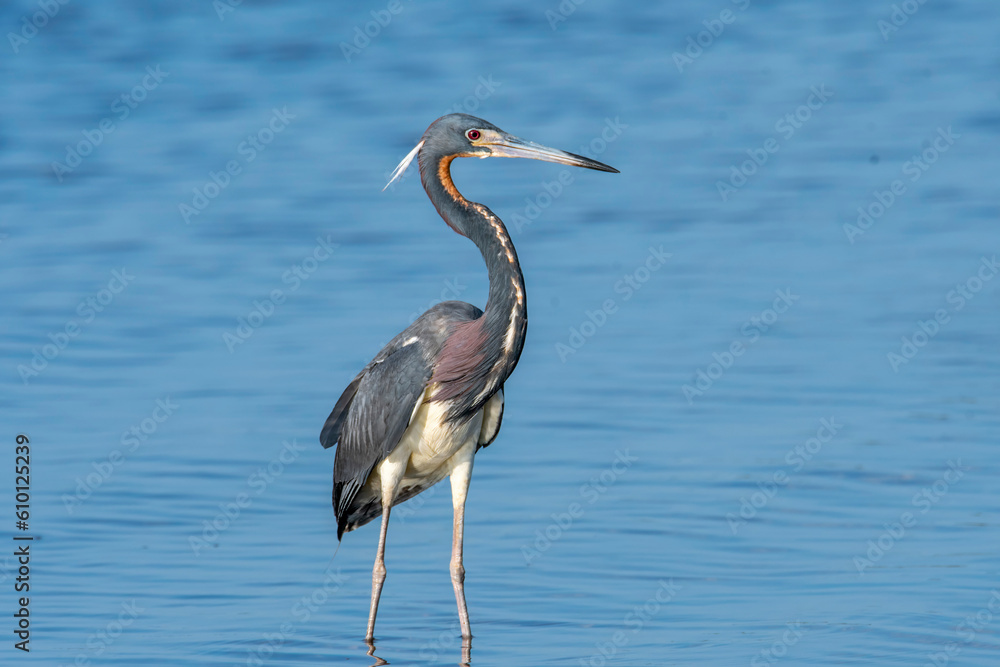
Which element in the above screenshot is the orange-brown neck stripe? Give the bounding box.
[437,156,466,206]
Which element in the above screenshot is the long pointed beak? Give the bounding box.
[487,134,619,173]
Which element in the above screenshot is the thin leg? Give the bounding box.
[365,458,405,643]
[365,504,391,642]
[449,457,474,639]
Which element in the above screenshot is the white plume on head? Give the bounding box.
[383,140,424,192]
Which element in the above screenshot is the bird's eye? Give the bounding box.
[466,129,481,141]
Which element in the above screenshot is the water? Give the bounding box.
[1,1,998,664]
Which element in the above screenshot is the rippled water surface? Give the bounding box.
[2,1,999,665]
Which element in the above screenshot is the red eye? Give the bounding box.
[466,129,481,141]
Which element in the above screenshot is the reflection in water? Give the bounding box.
[366,639,389,666]
[365,637,471,666]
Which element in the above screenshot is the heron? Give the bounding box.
[320,113,618,642]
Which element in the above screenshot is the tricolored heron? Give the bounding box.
[320,113,618,642]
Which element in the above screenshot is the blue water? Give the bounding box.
[2,1,998,665]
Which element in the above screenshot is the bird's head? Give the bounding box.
[384,113,618,190]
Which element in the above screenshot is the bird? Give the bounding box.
[319,113,618,643]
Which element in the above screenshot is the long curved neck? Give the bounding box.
[420,154,528,381]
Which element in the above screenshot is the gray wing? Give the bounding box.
[325,341,432,532]
[319,369,364,451]
[319,301,481,453]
